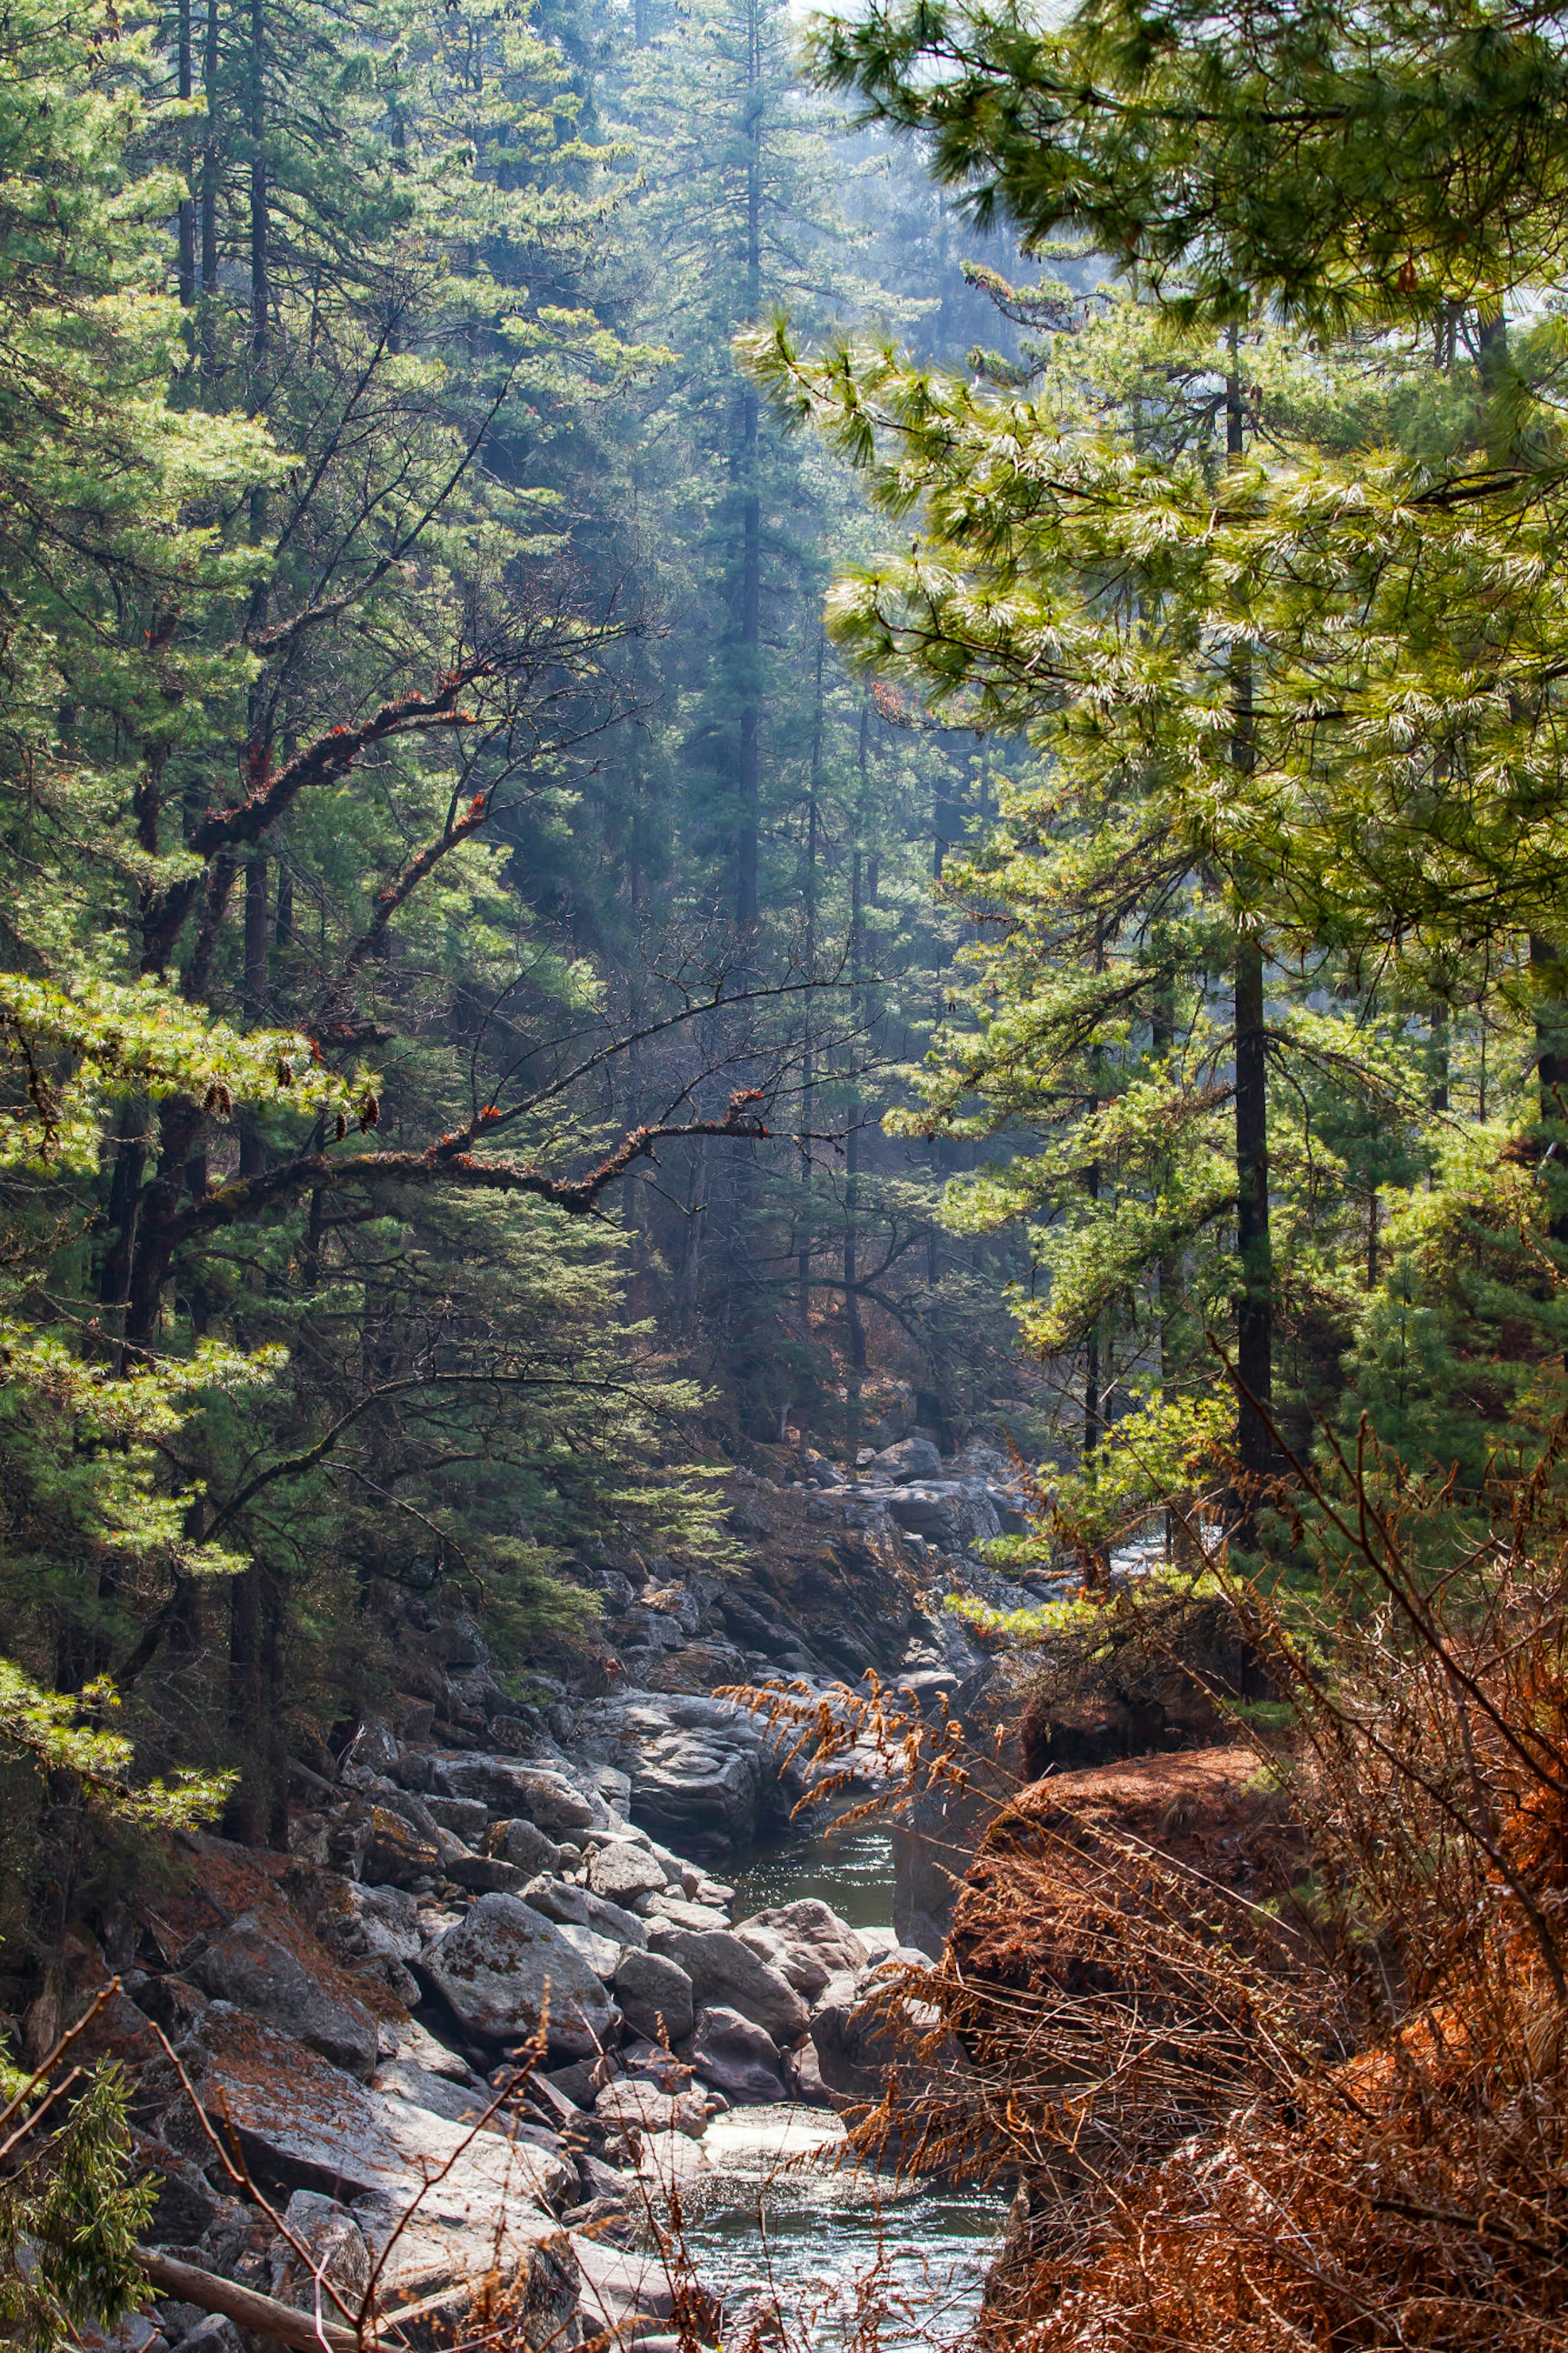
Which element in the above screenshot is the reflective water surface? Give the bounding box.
[642,1815,1002,2349]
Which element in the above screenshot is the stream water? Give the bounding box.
[641,1818,1002,2351]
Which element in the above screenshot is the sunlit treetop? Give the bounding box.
[806,0,1568,331]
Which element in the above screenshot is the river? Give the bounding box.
[636,1815,1003,2351]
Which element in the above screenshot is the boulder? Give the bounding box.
[362,1805,441,1889]
[619,2038,694,2094]
[744,1898,867,1985]
[644,1893,728,1934]
[650,1929,807,2041]
[162,2005,573,2215]
[268,2189,370,2307]
[866,1436,943,1483]
[585,1841,668,1908]
[128,2130,226,2243]
[446,1855,530,1896]
[372,2062,497,2129]
[344,1716,401,1777]
[810,1955,967,2107]
[612,1949,695,2045]
[520,1877,648,1949]
[733,1920,833,2003]
[423,1795,490,1846]
[784,2039,831,2107]
[593,2080,707,2141]
[571,2240,680,2338]
[432,1757,598,1835]
[684,2007,784,2105]
[632,1732,764,1852]
[486,1819,563,1878]
[423,1892,621,2056]
[190,1911,380,2081]
[554,1922,624,1981]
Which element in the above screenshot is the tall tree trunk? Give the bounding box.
[1227,340,1274,1503]
[1531,937,1568,1285]
[844,832,866,1375]
[734,0,762,934]
[238,850,269,1177]
[200,0,220,376]
[1429,997,1449,1113]
[177,0,196,314]
[249,0,267,372]
[798,638,822,1331]
[223,1563,263,1844]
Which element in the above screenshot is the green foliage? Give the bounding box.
[0,2063,157,2353]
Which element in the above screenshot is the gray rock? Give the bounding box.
[733,1919,833,2003]
[586,1841,667,1907]
[268,2189,370,2307]
[739,1898,867,1997]
[422,1795,490,1845]
[351,1884,422,1963]
[190,1912,379,2082]
[487,1818,563,1878]
[432,1756,599,1834]
[344,1716,401,1777]
[866,1436,943,1483]
[632,1735,765,1851]
[446,1854,529,1896]
[179,2318,245,2353]
[644,1893,728,1934]
[593,2080,706,2140]
[810,1959,968,2104]
[520,1876,648,1949]
[372,2062,497,2129]
[361,1803,444,1888]
[555,1921,624,1981]
[165,2004,573,2217]
[423,1892,621,2055]
[648,1929,804,2042]
[684,2006,784,2105]
[613,1949,695,2045]
[650,1929,806,2041]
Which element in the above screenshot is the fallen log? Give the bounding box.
[134,2248,470,2351]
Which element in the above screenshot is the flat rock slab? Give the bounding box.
[192,1909,379,2081]
[165,2003,572,2219]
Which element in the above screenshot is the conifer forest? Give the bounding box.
[9,0,1568,2343]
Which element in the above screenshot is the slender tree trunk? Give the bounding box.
[177,0,196,315]
[248,0,267,372]
[734,0,762,935]
[200,0,220,376]
[238,851,269,1177]
[844,830,866,1375]
[223,1563,263,1844]
[1429,997,1449,1113]
[1530,938,1568,1293]
[1233,930,1273,1478]
[798,641,822,1331]
[1227,341,1274,1501]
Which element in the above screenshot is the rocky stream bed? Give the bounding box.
[59,1439,1051,2353]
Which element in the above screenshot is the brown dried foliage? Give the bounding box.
[741,1419,1568,2351]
